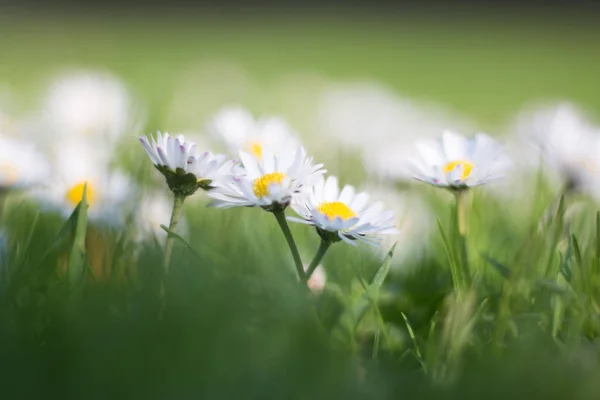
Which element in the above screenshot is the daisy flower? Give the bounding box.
[34,141,134,222]
[0,134,49,189]
[139,131,235,197]
[515,103,600,192]
[208,106,301,159]
[42,70,139,143]
[289,176,398,246]
[208,146,325,211]
[409,130,512,189]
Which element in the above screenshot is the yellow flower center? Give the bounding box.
[252,172,285,198]
[317,201,356,221]
[65,181,96,206]
[0,163,19,185]
[249,142,263,158]
[443,160,474,181]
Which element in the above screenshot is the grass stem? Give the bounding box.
[273,209,305,282]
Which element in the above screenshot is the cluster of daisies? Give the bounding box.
[0,71,167,239]
[139,112,401,249]
[138,106,515,287]
[2,69,600,276]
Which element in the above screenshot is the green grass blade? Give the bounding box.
[544,193,566,278]
[67,184,88,289]
[370,243,397,290]
[437,218,461,295]
[481,253,511,279]
[161,225,228,265]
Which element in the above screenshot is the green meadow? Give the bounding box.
[1,12,600,398]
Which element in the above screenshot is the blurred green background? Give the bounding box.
[2,13,600,127]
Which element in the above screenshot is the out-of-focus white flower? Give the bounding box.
[209,106,301,158]
[33,141,134,222]
[305,263,326,294]
[42,71,138,143]
[208,147,324,211]
[362,185,434,264]
[139,131,236,196]
[289,176,398,246]
[317,82,474,181]
[410,131,512,189]
[136,190,187,241]
[513,103,600,193]
[0,134,49,189]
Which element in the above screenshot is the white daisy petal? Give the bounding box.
[139,132,234,194]
[288,176,397,248]
[410,130,510,189]
[207,144,324,211]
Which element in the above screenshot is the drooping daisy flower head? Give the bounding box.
[410,130,512,189]
[208,146,325,211]
[209,106,301,159]
[0,134,49,189]
[139,131,235,197]
[289,176,398,246]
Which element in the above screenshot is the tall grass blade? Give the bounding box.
[481,253,511,279]
[67,184,88,289]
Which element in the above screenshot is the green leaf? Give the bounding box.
[331,243,397,347]
[67,183,89,289]
[571,233,583,270]
[369,242,397,291]
[13,211,39,270]
[160,225,228,265]
[544,193,566,277]
[481,253,511,279]
[437,218,461,291]
[401,312,424,364]
[7,196,83,298]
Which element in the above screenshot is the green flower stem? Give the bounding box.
[163,193,186,272]
[273,209,305,282]
[454,190,471,292]
[0,189,6,222]
[304,238,332,283]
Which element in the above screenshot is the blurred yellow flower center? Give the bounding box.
[253,172,285,198]
[317,201,356,221]
[65,182,96,206]
[0,164,19,185]
[443,160,474,180]
[250,142,263,158]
